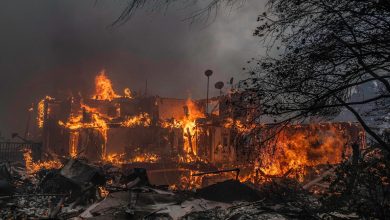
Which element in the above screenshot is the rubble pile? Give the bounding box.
[0,159,372,220]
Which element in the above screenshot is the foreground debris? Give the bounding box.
[0,157,383,220]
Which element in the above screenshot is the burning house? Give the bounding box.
[2,0,388,217]
[32,71,366,185]
[0,70,370,219]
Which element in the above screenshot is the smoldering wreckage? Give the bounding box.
[0,71,380,219]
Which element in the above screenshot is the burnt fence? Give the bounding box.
[0,142,42,162]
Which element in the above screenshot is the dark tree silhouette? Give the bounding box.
[238,0,390,151]
[113,0,244,26]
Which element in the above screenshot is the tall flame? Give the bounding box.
[93,70,120,101]
[161,99,205,157]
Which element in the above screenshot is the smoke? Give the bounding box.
[0,0,265,137]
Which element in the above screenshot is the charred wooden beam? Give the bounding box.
[192,168,240,180]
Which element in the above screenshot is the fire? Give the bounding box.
[55,71,145,158]
[33,70,365,190]
[160,99,205,158]
[121,112,151,127]
[170,170,203,191]
[80,103,113,120]
[258,124,350,181]
[130,153,159,163]
[23,149,62,174]
[93,70,120,101]
[177,154,207,164]
[124,88,132,99]
[69,131,79,158]
[58,114,82,130]
[161,119,182,129]
[224,118,253,133]
[166,99,205,156]
[103,152,159,166]
[58,106,109,158]
[58,113,108,136]
[40,71,209,163]
[37,96,53,128]
[104,153,126,165]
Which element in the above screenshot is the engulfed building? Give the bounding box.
[35,71,366,171]
[37,93,365,168]
[37,93,244,163]
[39,96,189,160]
[32,72,365,184]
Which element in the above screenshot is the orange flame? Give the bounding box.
[258,124,351,181]
[124,88,132,99]
[121,112,151,127]
[37,96,53,128]
[161,99,205,158]
[93,70,120,101]
[69,131,79,158]
[170,170,203,191]
[103,152,159,165]
[23,148,62,174]
[58,104,109,158]
[223,118,253,133]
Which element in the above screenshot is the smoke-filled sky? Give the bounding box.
[0,0,266,137]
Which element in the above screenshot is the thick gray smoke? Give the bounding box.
[0,0,265,137]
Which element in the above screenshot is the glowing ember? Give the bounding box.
[170,170,203,191]
[130,153,159,163]
[104,152,159,166]
[98,186,109,197]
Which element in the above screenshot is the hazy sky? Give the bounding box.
[0,0,266,136]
